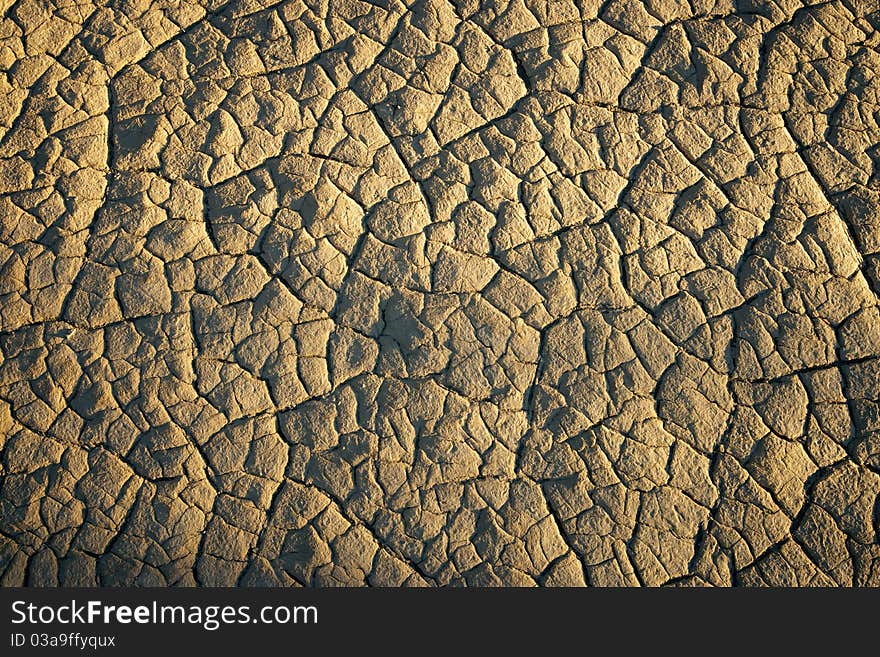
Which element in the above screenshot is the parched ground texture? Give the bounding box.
[1,0,880,587]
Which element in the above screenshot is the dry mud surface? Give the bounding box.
[1,0,880,587]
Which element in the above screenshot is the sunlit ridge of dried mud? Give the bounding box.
[1,0,880,586]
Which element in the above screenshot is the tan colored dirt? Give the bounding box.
[1,0,879,586]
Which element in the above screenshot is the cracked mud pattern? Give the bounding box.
[1,0,879,588]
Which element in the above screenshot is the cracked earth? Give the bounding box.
[1,0,879,587]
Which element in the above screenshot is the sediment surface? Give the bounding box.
[2,0,880,586]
